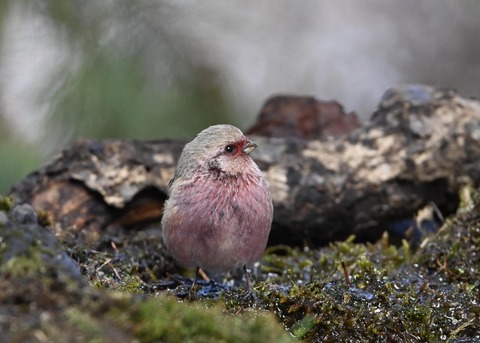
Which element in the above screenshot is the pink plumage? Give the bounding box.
[161,124,273,274]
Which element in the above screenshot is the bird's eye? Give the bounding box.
[224,145,235,154]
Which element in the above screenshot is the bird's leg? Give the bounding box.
[243,265,254,293]
[188,267,200,300]
[193,266,200,287]
[242,265,259,303]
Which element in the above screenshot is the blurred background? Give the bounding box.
[1,1,480,194]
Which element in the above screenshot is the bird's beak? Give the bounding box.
[242,139,257,155]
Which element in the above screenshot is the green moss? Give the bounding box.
[37,210,54,227]
[215,190,480,341]
[457,183,477,212]
[66,308,106,343]
[0,249,44,277]
[108,295,294,343]
[0,196,13,212]
[112,275,144,294]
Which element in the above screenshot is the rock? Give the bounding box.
[246,95,360,139]
[0,203,82,281]
[10,203,37,224]
[0,211,8,226]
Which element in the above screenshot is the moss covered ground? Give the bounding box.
[1,186,480,342]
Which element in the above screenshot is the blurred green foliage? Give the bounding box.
[0,137,41,195]
[0,99,41,194]
[0,1,239,194]
[48,53,234,140]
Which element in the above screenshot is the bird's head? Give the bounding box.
[178,124,259,178]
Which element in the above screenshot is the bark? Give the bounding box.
[9,85,480,246]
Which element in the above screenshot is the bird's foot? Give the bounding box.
[187,282,201,301]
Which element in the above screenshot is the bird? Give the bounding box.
[161,124,273,288]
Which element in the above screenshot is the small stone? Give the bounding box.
[10,204,37,224]
[0,211,8,225]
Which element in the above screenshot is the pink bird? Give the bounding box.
[161,124,273,287]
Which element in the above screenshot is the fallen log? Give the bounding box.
[9,85,480,246]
